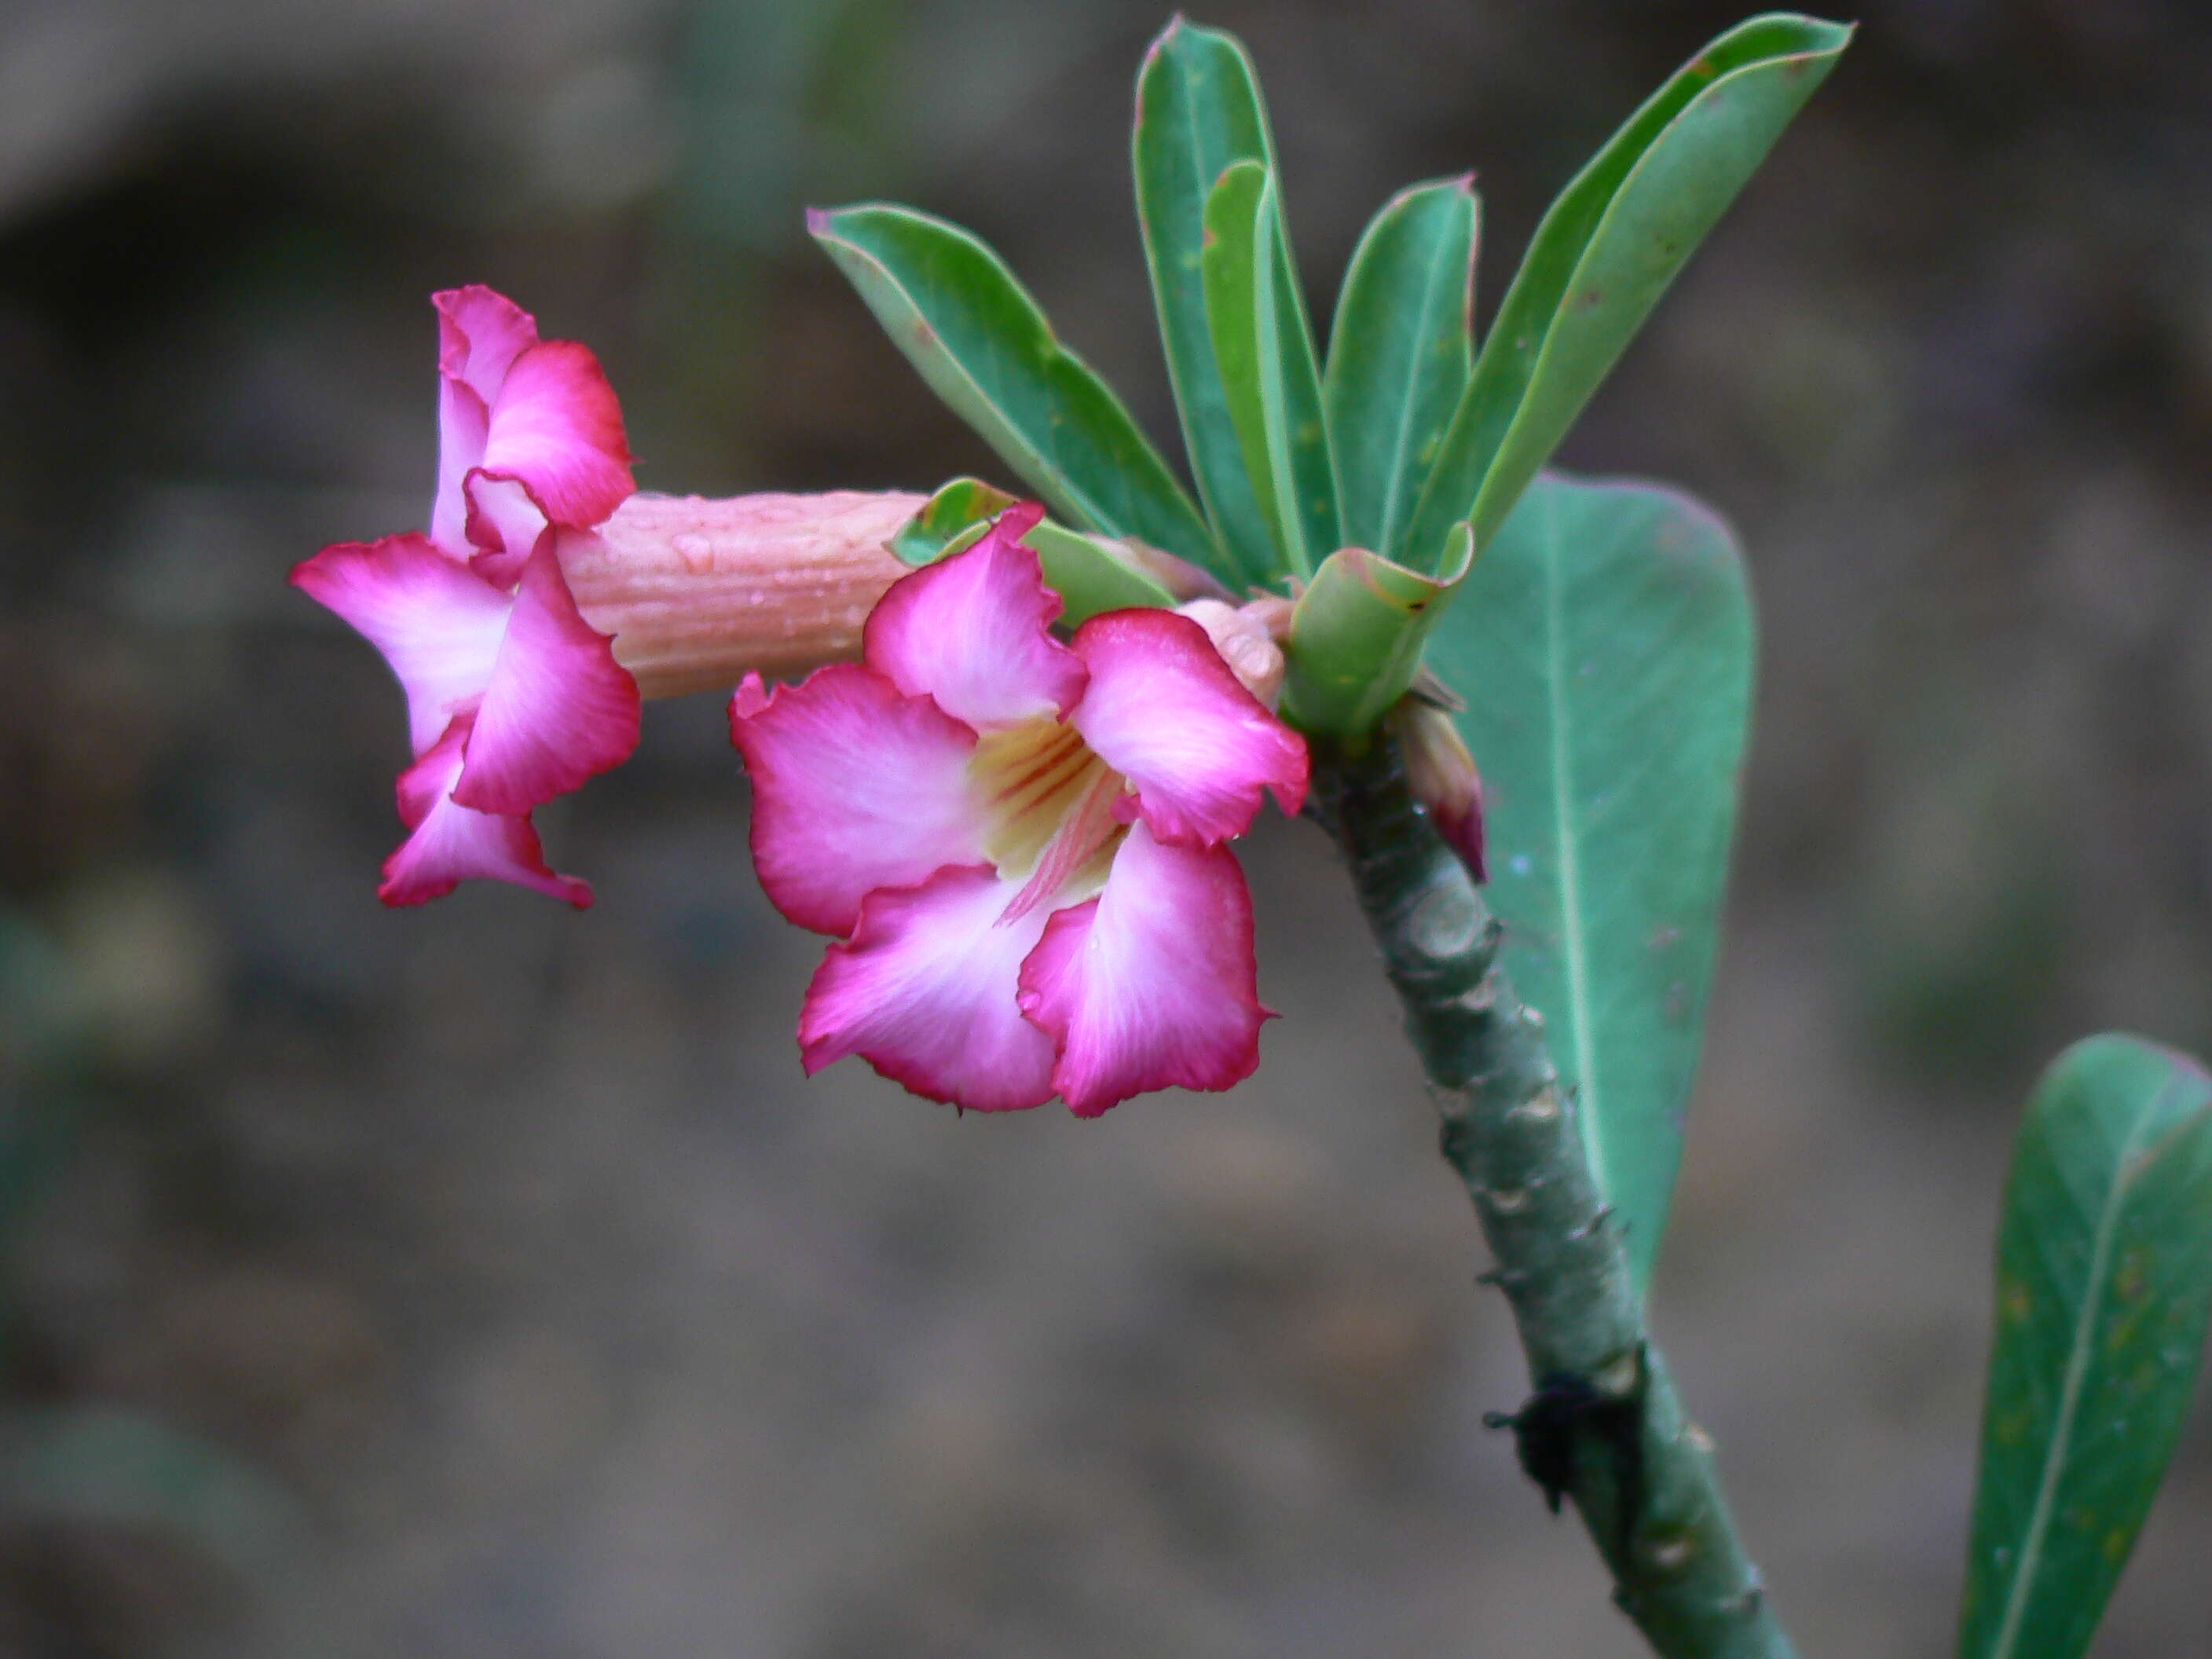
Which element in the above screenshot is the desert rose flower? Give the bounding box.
[293,285,640,906]
[295,287,926,908]
[729,503,1308,1115]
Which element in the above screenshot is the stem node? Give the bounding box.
[1316,738,1796,1659]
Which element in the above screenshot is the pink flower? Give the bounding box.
[729,503,1309,1116]
[292,286,640,906]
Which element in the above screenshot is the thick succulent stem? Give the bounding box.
[1314,738,1793,1659]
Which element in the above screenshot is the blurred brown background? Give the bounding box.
[2,0,2210,1654]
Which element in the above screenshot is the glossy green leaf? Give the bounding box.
[1958,1035,2212,1659]
[1280,526,1472,738]
[1402,13,1851,569]
[808,203,1218,569]
[1202,161,1339,581]
[1324,176,1479,564]
[1133,16,1280,587]
[888,478,1177,627]
[1426,474,1751,1291]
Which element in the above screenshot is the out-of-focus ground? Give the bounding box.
[2,0,2210,1654]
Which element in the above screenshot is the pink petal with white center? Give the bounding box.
[291,533,511,754]
[1066,609,1308,847]
[449,538,639,815]
[800,864,1057,1112]
[1016,821,1269,1116]
[729,666,990,936]
[861,503,1086,731]
[379,717,591,908]
[476,339,634,531]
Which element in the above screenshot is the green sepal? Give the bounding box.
[1279,524,1473,738]
[1426,473,1752,1292]
[1324,175,1480,565]
[1958,1034,2212,1659]
[1401,13,1851,569]
[887,476,1019,566]
[1200,160,1340,581]
[808,203,1219,571]
[888,478,1177,627]
[1133,16,1282,588]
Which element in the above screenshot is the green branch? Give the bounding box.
[1315,738,1792,1659]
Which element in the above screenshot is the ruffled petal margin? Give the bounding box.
[730,666,991,937]
[478,340,634,532]
[861,504,1086,731]
[1016,822,1269,1116]
[461,471,550,584]
[436,285,539,400]
[799,864,1057,1112]
[379,716,591,908]
[1066,608,1308,846]
[290,533,511,756]
[432,287,539,553]
[449,539,639,815]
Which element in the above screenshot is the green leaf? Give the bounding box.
[1426,474,1752,1291]
[888,478,1177,627]
[1324,176,1479,564]
[1958,1035,2212,1659]
[1280,526,1472,738]
[808,203,1219,569]
[888,476,1020,566]
[1401,13,1851,569]
[1133,16,1282,588]
[1201,161,1339,581]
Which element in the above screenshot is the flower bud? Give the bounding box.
[1391,696,1486,881]
[1176,595,1291,709]
[560,490,925,699]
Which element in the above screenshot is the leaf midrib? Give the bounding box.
[1984,1092,2166,1659]
[1251,179,1310,579]
[830,226,1104,532]
[1374,210,1459,562]
[1540,485,1605,1189]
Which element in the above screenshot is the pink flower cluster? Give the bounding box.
[731,505,1307,1116]
[298,288,1318,1113]
[292,287,640,906]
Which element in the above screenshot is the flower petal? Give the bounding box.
[449,537,640,815]
[432,287,539,552]
[436,285,540,399]
[433,377,490,555]
[477,339,634,531]
[379,717,591,908]
[291,533,511,754]
[1016,822,1269,1116]
[460,471,548,585]
[729,665,990,936]
[800,864,1057,1112]
[860,503,1086,731]
[1067,609,1308,846]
